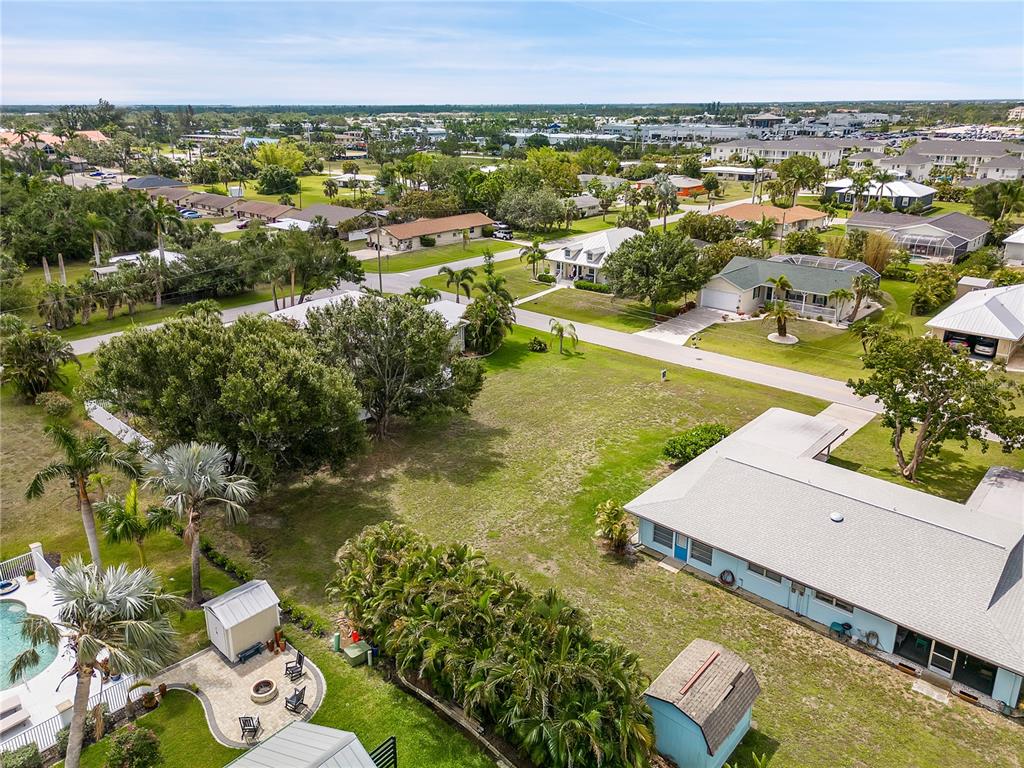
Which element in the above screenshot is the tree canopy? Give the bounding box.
[602,229,709,308]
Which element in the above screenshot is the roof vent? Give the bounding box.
[830,512,844,523]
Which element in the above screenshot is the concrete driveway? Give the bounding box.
[634,307,732,345]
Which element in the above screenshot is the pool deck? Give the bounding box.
[0,575,106,742]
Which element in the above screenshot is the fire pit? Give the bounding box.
[250,679,278,704]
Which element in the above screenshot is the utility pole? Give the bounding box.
[375,215,383,293]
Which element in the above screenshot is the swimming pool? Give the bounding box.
[0,600,58,690]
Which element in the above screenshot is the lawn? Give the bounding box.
[518,287,675,332]
[514,213,619,242]
[421,258,548,302]
[190,173,367,209]
[364,238,518,274]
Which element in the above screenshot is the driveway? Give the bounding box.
[634,307,730,345]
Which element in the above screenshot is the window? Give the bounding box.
[652,524,673,548]
[689,539,714,566]
[815,590,854,613]
[747,561,783,583]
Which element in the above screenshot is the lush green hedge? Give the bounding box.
[664,423,732,464]
[536,273,556,284]
[327,523,654,768]
[0,744,42,768]
[574,279,612,293]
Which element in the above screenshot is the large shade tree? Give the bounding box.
[602,229,709,310]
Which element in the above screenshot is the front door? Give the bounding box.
[929,641,957,678]
[673,538,688,562]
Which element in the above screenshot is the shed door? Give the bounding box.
[700,288,739,311]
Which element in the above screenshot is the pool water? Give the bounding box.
[0,600,58,690]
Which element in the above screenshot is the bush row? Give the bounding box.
[536,273,556,284]
[573,279,612,293]
[664,423,732,464]
[278,598,332,637]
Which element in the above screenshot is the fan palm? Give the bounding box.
[95,481,172,567]
[519,239,546,277]
[323,177,339,200]
[549,319,578,354]
[37,281,77,330]
[438,265,476,303]
[8,558,183,768]
[761,299,799,338]
[27,424,142,568]
[144,442,256,604]
[82,212,113,266]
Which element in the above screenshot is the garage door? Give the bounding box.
[700,288,739,312]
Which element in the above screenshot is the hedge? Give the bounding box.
[664,423,732,464]
[574,279,612,293]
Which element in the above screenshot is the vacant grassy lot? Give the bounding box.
[518,288,678,332]
[365,239,516,274]
[190,173,366,208]
[421,258,549,302]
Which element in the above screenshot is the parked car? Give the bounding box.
[972,339,997,358]
[945,334,970,353]
[88,171,104,177]
[236,219,249,229]
[180,210,201,219]
[492,230,514,241]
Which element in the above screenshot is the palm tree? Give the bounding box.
[997,181,1024,220]
[766,273,793,303]
[475,271,514,305]
[748,216,777,256]
[438,265,476,303]
[144,442,256,604]
[848,171,872,213]
[761,300,799,338]
[150,199,181,309]
[749,156,767,203]
[405,285,441,304]
[549,318,578,354]
[519,239,546,277]
[872,169,896,207]
[563,201,578,232]
[461,228,470,250]
[95,481,171,567]
[323,177,339,200]
[828,288,854,322]
[37,282,77,330]
[82,212,113,266]
[653,174,678,231]
[26,425,142,568]
[8,558,183,768]
[0,321,79,400]
[73,276,99,325]
[848,273,883,321]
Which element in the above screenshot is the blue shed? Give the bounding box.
[644,639,761,768]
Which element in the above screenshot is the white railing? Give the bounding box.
[785,300,837,322]
[0,675,142,754]
[0,553,34,582]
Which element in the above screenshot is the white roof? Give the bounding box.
[544,227,642,269]
[1003,225,1024,245]
[925,283,1024,341]
[92,249,185,275]
[625,408,1024,675]
[827,178,936,198]
[270,291,466,329]
[203,580,279,630]
[269,217,313,232]
[226,721,375,768]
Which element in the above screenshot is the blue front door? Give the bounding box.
[674,537,688,561]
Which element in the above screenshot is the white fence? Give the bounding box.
[0,553,34,582]
[0,675,142,755]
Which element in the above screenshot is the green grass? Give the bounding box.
[518,288,675,332]
[365,239,517,274]
[71,691,243,768]
[190,174,367,208]
[927,201,973,216]
[421,258,548,302]
[515,213,619,242]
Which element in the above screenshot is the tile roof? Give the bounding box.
[626,409,1024,676]
[645,639,760,756]
[203,580,279,630]
[382,212,494,240]
[925,283,1024,341]
[714,256,861,295]
[718,203,826,225]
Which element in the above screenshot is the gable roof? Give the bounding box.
[146,186,197,203]
[980,154,1024,170]
[1003,225,1024,245]
[544,227,643,268]
[713,256,862,295]
[925,283,1024,341]
[202,580,279,629]
[235,200,298,218]
[919,212,991,240]
[626,408,1024,676]
[568,193,600,207]
[825,178,936,198]
[645,639,760,756]
[847,211,928,230]
[382,212,494,240]
[911,139,1024,158]
[287,203,367,226]
[718,203,826,225]
[187,192,241,209]
[225,721,375,768]
[124,175,186,190]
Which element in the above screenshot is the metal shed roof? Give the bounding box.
[203,580,279,630]
[225,721,376,768]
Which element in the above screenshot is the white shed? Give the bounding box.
[203,580,281,662]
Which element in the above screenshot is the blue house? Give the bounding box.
[645,639,760,768]
[627,409,1024,712]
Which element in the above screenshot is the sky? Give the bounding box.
[1,1,1022,105]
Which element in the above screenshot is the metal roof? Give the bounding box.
[270,291,466,330]
[202,580,279,630]
[225,722,376,768]
[645,639,760,756]
[925,283,1024,341]
[625,409,1024,676]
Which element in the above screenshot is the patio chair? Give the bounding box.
[239,715,261,741]
[284,686,306,714]
[284,650,305,681]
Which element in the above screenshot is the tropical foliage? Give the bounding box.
[602,229,708,309]
[663,423,732,464]
[0,316,78,400]
[327,523,655,768]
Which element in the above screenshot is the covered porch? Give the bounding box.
[893,627,999,698]
[753,285,840,323]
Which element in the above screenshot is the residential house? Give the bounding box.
[877,153,934,181]
[566,193,601,218]
[627,408,1024,710]
[956,276,994,299]
[636,175,706,198]
[718,203,828,237]
[925,283,1024,363]
[578,173,629,189]
[145,186,197,205]
[1003,225,1024,261]
[847,211,991,262]
[905,139,1023,176]
[91,249,185,279]
[225,721,384,768]
[365,212,494,252]
[544,227,642,284]
[645,639,760,768]
[823,178,936,211]
[847,151,887,170]
[700,166,776,182]
[123,175,186,191]
[186,192,242,216]
[698,254,878,322]
[708,138,843,167]
[286,203,369,229]
[234,200,298,223]
[978,155,1024,181]
[270,291,469,352]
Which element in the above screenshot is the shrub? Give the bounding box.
[527,337,548,352]
[104,725,163,768]
[664,423,732,464]
[536,273,556,284]
[574,279,612,294]
[911,264,956,315]
[56,704,113,757]
[35,391,73,418]
[481,225,494,237]
[595,499,634,556]
[418,235,436,247]
[0,744,42,768]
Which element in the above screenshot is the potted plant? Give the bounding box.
[142,690,158,709]
[157,682,167,697]
[273,626,282,645]
[24,569,35,583]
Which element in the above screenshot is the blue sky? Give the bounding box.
[2,1,1022,105]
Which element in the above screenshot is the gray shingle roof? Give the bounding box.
[714,256,862,295]
[124,175,186,190]
[226,722,375,768]
[645,639,760,756]
[980,154,1024,169]
[287,203,367,226]
[847,211,928,230]
[914,212,991,240]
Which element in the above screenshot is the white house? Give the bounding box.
[823,179,936,211]
[847,211,991,262]
[708,138,843,167]
[925,283,1024,363]
[978,155,1024,181]
[1003,225,1024,261]
[91,249,185,279]
[203,580,280,663]
[627,408,1024,710]
[566,193,601,218]
[229,721,379,768]
[544,227,642,284]
[366,212,494,252]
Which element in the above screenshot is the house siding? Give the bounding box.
[993,669,1022,709]
[645,697,750,768]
